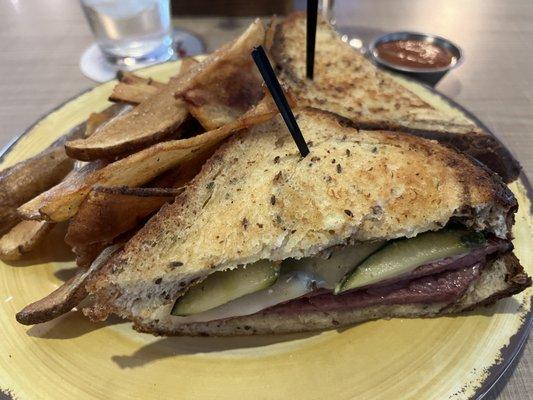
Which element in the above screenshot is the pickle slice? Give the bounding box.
[335,230,485,294]
[171,260,280,316]
[170,271,317,323]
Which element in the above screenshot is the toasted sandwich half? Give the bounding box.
[268,12,520,183]
[83,109,530,336]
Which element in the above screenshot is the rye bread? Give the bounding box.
[269,12,520,182]
[84,108,519,331]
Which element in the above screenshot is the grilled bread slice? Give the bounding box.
[84,109,523,334]
[269,12,520,182]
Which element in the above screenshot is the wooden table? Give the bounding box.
[0,0,530,399]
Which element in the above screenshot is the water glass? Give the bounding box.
[80,0,173,67]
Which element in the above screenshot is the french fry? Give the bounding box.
[18,95,279,222]
[177,22,265,130]
[109,83,159,105]
[0,123,84,235]
[65,186,182,248]
[16,244,121,325]
[65,20,266,162]
[109,60,200,104]
[116,71,165,88]
[0,103,133,235]
[65,146,212,249]
[0,220,53,261]
[66,83,189,161]
[85,103,133,137]
[18,160,107,221]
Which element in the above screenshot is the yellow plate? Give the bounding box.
[0,61,531,400]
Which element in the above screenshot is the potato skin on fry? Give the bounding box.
[0,103,129,234]
[16,244,121,325]
[0,220,53,260]
[109,83,159,105]
[17,160,107,222]
[65,186,181,248]
[0,141,77,234]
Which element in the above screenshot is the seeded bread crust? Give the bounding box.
[85,109,518,328]
[269,12,520,182]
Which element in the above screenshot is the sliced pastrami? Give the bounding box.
[263,264,481,315]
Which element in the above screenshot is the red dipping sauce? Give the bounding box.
[375,40,456,70]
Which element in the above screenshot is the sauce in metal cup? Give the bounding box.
[368,32,463,86]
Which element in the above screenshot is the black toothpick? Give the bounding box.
[251,46,310,158]
[306,0,319,80]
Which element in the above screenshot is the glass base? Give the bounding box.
[80,28,205,82]
[103,37,175,69]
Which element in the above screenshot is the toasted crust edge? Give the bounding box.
[354,121,521,184]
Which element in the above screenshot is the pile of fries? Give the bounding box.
[0,20,280,324]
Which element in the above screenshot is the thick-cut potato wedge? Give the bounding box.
[66,88,189,161]
[0,220,53,260]
[16,244,121,325]
[0,146,72,234]
[85,103,133,137]
[110,72,169,104]
[17,95,279,222]
[178,20,265,130]
[109,83,159,105]
[66,141,211,249]
[116,71,165,88]
[65,186,182,248]
[65,20,265,162]
[0,123,85,235]
[18,160,106,221]
[0,103,131,235]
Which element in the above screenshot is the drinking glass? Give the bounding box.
[80,0,174,68]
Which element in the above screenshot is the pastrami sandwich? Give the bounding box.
[81,109,531,336]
